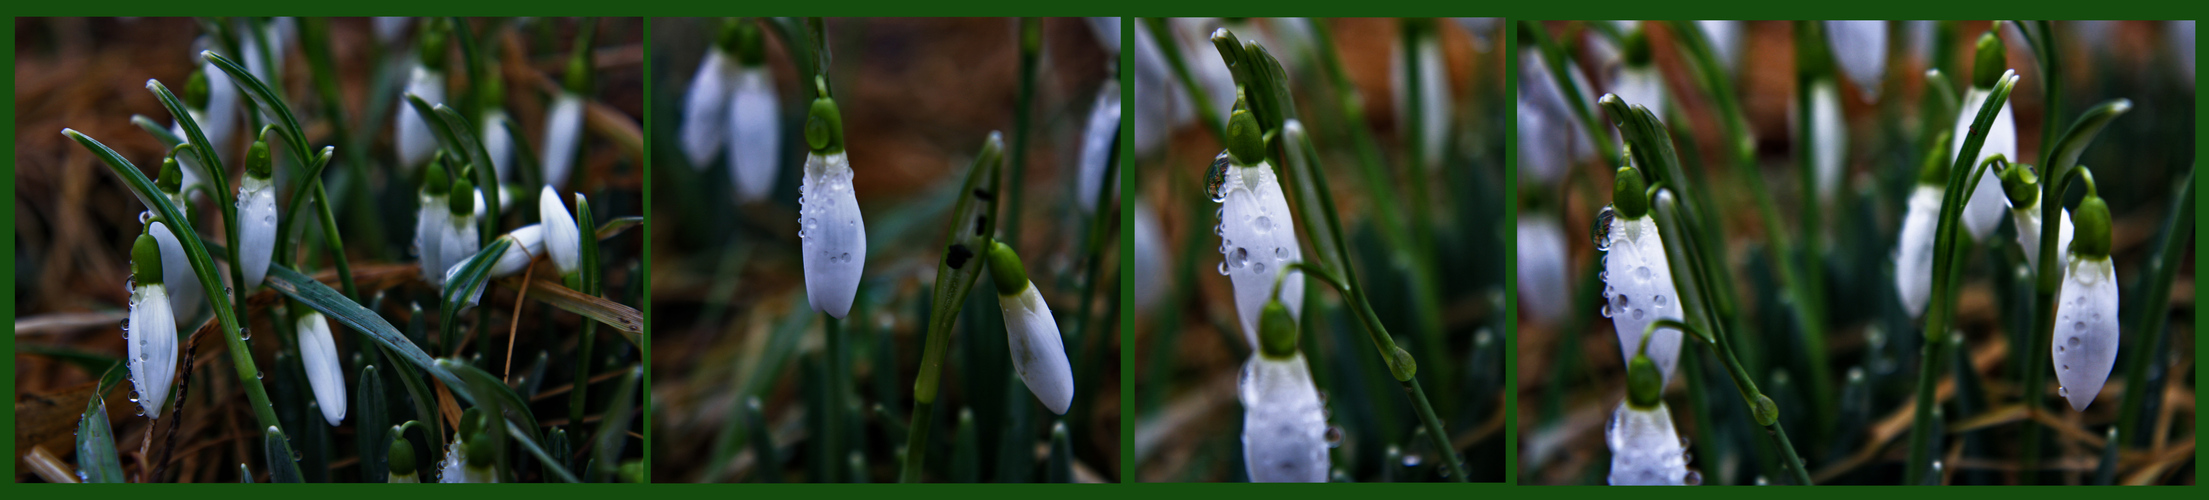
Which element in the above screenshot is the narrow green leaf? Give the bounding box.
[264,264,473,404]
[357,364,390,482]
[743,397,781,483]
[1046,421,1072,483]
[593,366,643,482]
[596,216,644,240]
[913,133,1005,404]
[75,366,127,483]
[440,237,516,345]
[147,79,228,193]
[2046,99,2133,177]
[204,51,310,160]
[131,115,185,148]
[516,279,643,339]
[441,359,543,443]
[265,427,303,483]
[507,420,582,482]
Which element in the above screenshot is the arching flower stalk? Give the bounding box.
[1241,299,1327,483]
[386,436,420,483]
[126,233,179,419]
[987,242,1073,415]
[1076,79,1121,214]
[415,160,453,286]
[296,312,347,426]
[1823,20,1889,100]
[2000,161,2073,269]
[1608,342,1693,486]
[728,20,781,204]
[1601,166,1684,383]
[1894,134,1951,318]
[541,36,593,189]
[798,79,865,319]
[1952,31,2017,241]
[2054,191,2119,411]
[150,156,202,321]
[439,175,482,291]
[397,23,447,171]
[238,136,278,289]
[1214,100,1302,349]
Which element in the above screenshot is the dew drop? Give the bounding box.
[1253,262,1267,275]
[1401,453,1423,467]
[1253,216,1274,233]
[1592,206,1616,250]
[1634,266,1653,282]
[2073,321,2086,332]
[1323,426,1344,448]
[2067,336,2081,348]
[1217,261,1231,276]
[1274,247,1287,259]
[1683,470,1704,486]
[2059,387,2070,397]
[1230,247,1249,269]
[1631,308,1646,320]
[1599,304,1613,318]
[2062,364,2069,370]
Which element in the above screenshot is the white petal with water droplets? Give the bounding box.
[800,152,865,318]
[397,65,444,170]
[1607,401,1691,485]
[681,50,735,169]
[1218,162,1303,349]
[541,186,582,275]
[438,441,466,483]
[1951,86,2018,241]
[1001,286,1073,415]
[1603,214,1684,383]
[149,221,202,320]
[128,283,178,418]
[1810,80,1848,200]
[238,175,278,289]
[2054,256,2120,411]
[729,67,781,203]
[1240,353,1327,483]
[296,312,347,426]
[541,93,586,189]
[1895,185,1942,318]
[1825,20,1890,100]
[200,59,240,160]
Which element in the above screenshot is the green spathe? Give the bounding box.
[2000,161,2039,208]
[1613,166,1650,218]
[388,436,417,475]
[805,96,845,154]
[423,159,451,196]
[185,70,211,110]
[1226,105,1265,166]
[132,233,164,284]
[986,241,1029,295]
[1257,299,1298,358]
[157,155,184,194]
[1626,353,1662,408]
[449,177,476,216]
[2072,194,2113,258]
[247,137,274,179]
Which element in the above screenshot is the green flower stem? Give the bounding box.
[2016,99,2131,481]
[1142,18,1227,139]
[1648,318,1814,485]
[1648,189,1800,482]
[899,134,1005,483]
[205,51,360,301]
[1003,17,1041,245]
[2117,170,2193,448]
[1280,262,1466,482]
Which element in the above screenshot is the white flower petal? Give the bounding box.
[128,283,178,418]
[2010,206,2074,269]
[1086,18,1121,55]
[1240,353,1327,483]
[439,214,479,291]
[398,65,445,170]
[2054,256,2120,411]
[199,59,240,163]
[1810,80,1848,200]
[1895,185,1942,318]
[541,93,586,189]
[729,67,782,203]
[1824,20,1890,100]
[1218,162,1303,349]
[800,152,866,318]
[1001,286,1073,415]
[482,110,515,183]
[415,194,450,286]
[1517,214,1571,324]
[150,221,202,320]
[1076,80,1121,214]
[491,225,546,278]
[541,186,582,275]
[238,175,278,289]
[373,17,412,46]
[296,312,347,426]
[1607,401,1691,485]
[1951,86,2018,241]
[682,50,735,169]
[1132,202,1168,314]
[1603,213,1684,383]
[438,441,466,483]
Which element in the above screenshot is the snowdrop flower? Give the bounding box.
[1392,22,1449,170]
[439,176,482,290]
[2000,162,2073,269]
[1517,214,1571,324]
[386,436,420,483]
[1076,79,1121,214]
[397,25,447,171]
[1824,21,1889,100]
[1893,141,1948,318]
[169,63,239,194]
[1600,167,1684,383]
[126,234,179,418]
[1213,104,1302,349]
[295,312,346,426]
[798,84,866,319]
[1808,79,1848,200]
[238,137,278,289]
[541,50,590,189]
[988,242,1074,415]
[1607,351,1693,485]
[2054,193,2119,411]
[480,75,516,183]
[415,160,453,286]
[150,157,202,321]
[1241,300,1327,483]
[728,32,782,204]
[680,27,741,169]
[1087,18,1121,54]
[445,224,546,309]
[1520,46,1597,176]
[241,17,294,86]
[541,185,584,280]
[440,409,494,483]
[1611,29,1666,121]
[1952,31,2017,241]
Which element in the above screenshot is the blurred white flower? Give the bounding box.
[1607,401,1692,485]
[1824,21,1890,100]
[1076,80,1121,214]
[541,93,586,189]
[397,64,445,170]
[1809,80,1848,200]
[1392,32,1450,170]
[729,65,781,203]
[1517,214,1571,324]
[482,109,515,183]
[1951,88,2017,241]
[1894,185,1941,318]
[681,49,736,169]
[1240,352,1327,483]
[2010,206,2074,269]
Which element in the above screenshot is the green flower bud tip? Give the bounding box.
[564,51,591,94]
[1226,106,1265,166]
[987,241,1030,294]
[1999,162,2038,208]
[184,70,211,111]
[1626,353,1662,408]
[132,233,164,284]
[1612,166,1650,218]
[805,95,846,153]
[464,431,495,465]
[1622,29,1653,68]
[727,18,765,66]
[458,407,484,438]
[449,178,477,216]
[1972,30,2006,89]
[423,160,452,195]
[387,437,417,475]
[1257,299,1299,358]
[157,156,184,194]
[419,20,451,70]
[246,139,274,179]
[2071,194,2112,258]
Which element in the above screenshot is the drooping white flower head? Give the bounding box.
[241,18,294,86]
[1215,155,1303,349]
[1894,185,1942,318]
[799,90,865,319]
[541,92,586,190]
[1516,214,1571,324]
[1607,401,1692,485]
[149,220,202,324]
[1132,201,1169,315]
[1809,79,1848,200]
[1240,352,1328,483]
[398,64,445,171]
[385,436,420,483]
[1076,80,1122,214]
[127,234,179,419]
[295,311,347,426]
[239,139,279,289]
[2054,195,2119,411]
[1824,20,1890,100]
[680,49,736,169]
[1953,32,2018,242]
[446,224,546,310]
[729,65,782,203]
[1392,27,1450,171]
[541,185,583,277]
[1601,168,1684,383]
[438,180,482,291]
[987,243,1074,415]
[415,161,453,287]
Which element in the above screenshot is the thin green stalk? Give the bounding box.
[899,135,1006,483]
[1003,17,1040,245]
[1143,18,1226,139]
[1646,317,1812,485]
[1793,21,1838,436]
[2116,170,2192,448]
[823,316,844,482]
[1283,262,1465,481]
